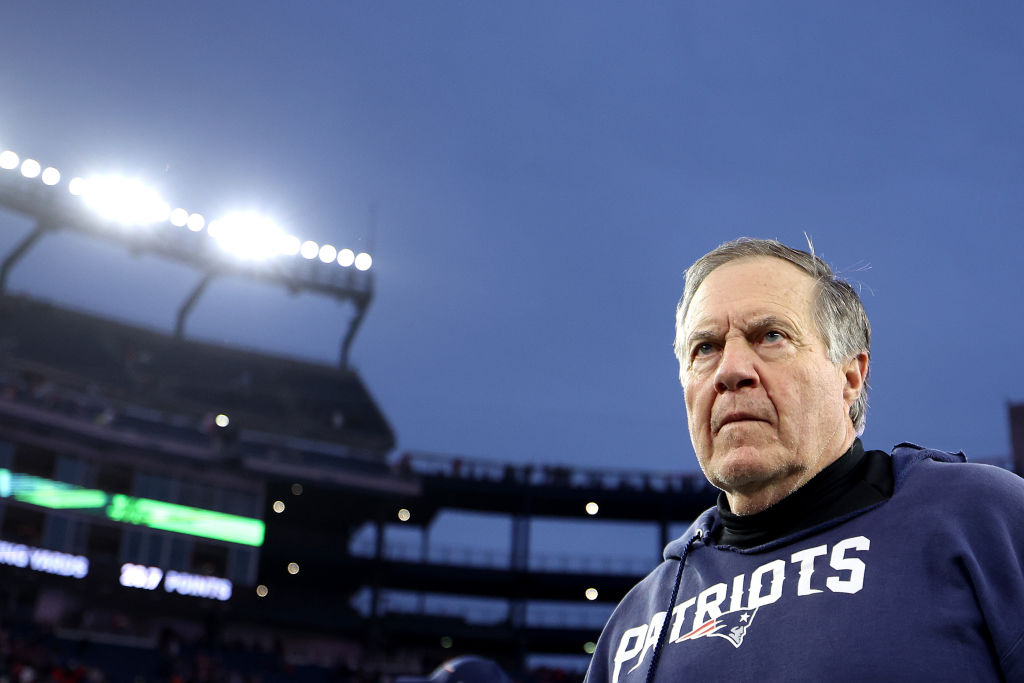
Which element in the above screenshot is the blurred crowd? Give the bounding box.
[0,624,583,683]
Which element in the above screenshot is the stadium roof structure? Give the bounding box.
[0,149,373,369]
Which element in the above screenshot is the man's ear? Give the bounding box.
[842,352,869,405]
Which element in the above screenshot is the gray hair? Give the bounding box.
[674,237,871,435]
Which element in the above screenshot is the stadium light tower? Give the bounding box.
[0,147,374,368]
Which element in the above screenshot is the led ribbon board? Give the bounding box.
[120,562,232,601]
[0,469,264,547]
[0,539,89,578]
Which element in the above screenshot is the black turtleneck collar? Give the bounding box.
[715,438,894,549]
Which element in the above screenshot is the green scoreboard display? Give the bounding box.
[0,468,264,547]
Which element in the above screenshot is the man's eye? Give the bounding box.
[763,330,784,343]
[693,342,715,357]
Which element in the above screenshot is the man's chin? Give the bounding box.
[707,447,792,492]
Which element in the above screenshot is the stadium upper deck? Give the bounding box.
[0,294,395,455]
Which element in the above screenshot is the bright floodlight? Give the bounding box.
[208,212,289,260]
[585,587,599,601]
[318,244,337,263]
[215,413,230,427]
[287,562,300,575]
[41,167,61,186]
[337,248,355,267]
[354,252,372,271]
[272,500,285,514]
[256,584,268,597]
[300,240,319,260]
[397,508,411,522]
[78,175,171,226]
[279,234,301,256]
[187,213,205,231]
[0,151,19,170]
[68,177,86,196]
[20,159,41,179]
[585,502,599,516]
[170,208,188,227]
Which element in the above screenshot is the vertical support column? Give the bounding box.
[417,525,429,613]
[510,512,531,573]
[508,476,532,654]
[175,273,215,338]
[1010,403,1024,476]
[0,219,49,294]
[371,518,384,620]
[508,512,530,646]
[339,291,372,370]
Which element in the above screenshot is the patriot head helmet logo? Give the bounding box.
[677,606,759,649]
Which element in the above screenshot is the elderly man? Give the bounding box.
[584,238,1024,682]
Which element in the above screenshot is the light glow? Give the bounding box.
[0,468,264,547]
[279,234,301,256]
[585,502,599,516]
[397,508,411,522]
[0,151,19,170]
[0,468,106,509]
[78,175,171,226]
[214,413,230,428]
[20,159,41,178]
[585,587,599,601]
[287,562,300,575]
[41,167,61,186]
[186,213,205,232]
[208,212,290,261]
[120,562,163,590]
[256,584,269,597]
[0,148,368,291]
[318,244,337,263]
[272,500,285,513]
[107,494,265,546]
[0,540,88,579]
[164,569,232,601]
[337,249,355,267]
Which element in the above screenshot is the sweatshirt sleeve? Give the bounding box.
[583,589,649,683]
[952,463,1024,678]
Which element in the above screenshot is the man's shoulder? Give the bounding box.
[888,441,965,467]
[889,441,1024,508]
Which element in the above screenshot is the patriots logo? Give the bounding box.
[677,607,759,648]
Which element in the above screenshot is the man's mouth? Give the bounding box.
[714,412,769,434]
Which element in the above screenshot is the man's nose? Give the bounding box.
[714,340,760,394]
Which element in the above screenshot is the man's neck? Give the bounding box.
[715,439,895,549]
[724,430,857,516]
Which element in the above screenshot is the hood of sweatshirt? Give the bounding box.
[662,442,965,561]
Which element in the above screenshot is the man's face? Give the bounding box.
[678,256,862,513]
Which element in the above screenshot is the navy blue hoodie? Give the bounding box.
[584,445,1024,682]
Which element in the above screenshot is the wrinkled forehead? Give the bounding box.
[678,256,818,334]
